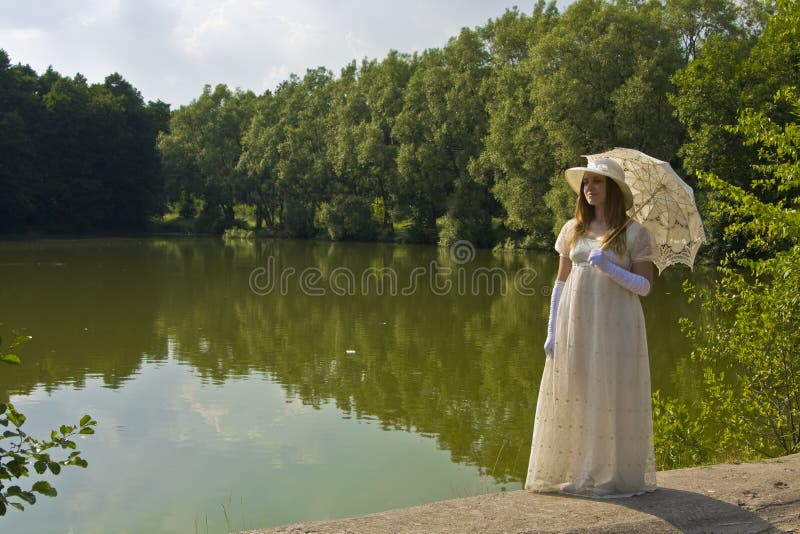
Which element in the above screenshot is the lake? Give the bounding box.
[0,237,707,533]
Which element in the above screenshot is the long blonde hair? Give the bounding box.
[566,175,629,255]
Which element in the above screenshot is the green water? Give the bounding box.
[0,237,707,533]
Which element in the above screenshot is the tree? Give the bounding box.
[664,0,742,61]
[669,0,791,258]
[680,86,800,459]
[0,51,44,231]
[1,335,96,515]
[356,51,414,236]
[90,73,169,229]
[158,84,256,231]
[475,4,559,244]
[320,60,381,240]
[317,53,413,240]
[0,53,168,233]
[275,68,337,237]
[238,91,280,228]
[482,0,686,240]
[436,27,495,248]
[394,28,494,245]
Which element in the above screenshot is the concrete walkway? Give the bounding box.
[241,454,800,533]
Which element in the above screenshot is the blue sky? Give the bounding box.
[2,0,573,107]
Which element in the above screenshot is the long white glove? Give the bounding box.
[588,249,651,296]
[543,281,565,357]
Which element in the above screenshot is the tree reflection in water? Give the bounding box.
[0,237,702,485]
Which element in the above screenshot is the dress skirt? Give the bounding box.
[525,228,657,497]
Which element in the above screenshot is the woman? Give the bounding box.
[525,157,657,498]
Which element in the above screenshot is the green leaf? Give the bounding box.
[6,407,25,428]
[0,403,7,414]
[69,457,88,468]
[79,427,95,435]
[3,430,18,439]
[6,458,27,477]
[32,481,57,497]
[48,462,61,475]
[0,353,21,365]
[34,460,48,474]
[79,414,92,427]
[19,491,36,505]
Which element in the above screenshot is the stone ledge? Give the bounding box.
[241,454,800,533]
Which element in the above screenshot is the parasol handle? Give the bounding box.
[599,184,665,251]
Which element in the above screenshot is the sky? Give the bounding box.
[1,0,572,108]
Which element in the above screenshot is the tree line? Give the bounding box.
[0,0,796,259]
[0,53,168,233]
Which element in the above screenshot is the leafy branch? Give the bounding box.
[0,335,97,516]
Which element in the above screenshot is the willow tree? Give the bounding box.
[394,27,493,245]
[323,52,413,239]
[238,91,280,228]
[474,3,559,245]
[532,0,686,235]
[273,68,337,237]
[319,60,381,241]
[158,84,256,229]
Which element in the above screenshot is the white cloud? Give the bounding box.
[2,0,575,107]
[70,0,122,28]
[3,27,44,42]
[262,64,291,93]
[344,30,370,60]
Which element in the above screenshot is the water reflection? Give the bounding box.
[0,237,705,488]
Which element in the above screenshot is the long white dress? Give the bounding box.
[525,218,657,497]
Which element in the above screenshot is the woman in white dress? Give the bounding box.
[525,157,657,497]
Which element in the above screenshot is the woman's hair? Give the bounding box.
[566,174,629,254]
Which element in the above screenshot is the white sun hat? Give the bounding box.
[564,157,634,210]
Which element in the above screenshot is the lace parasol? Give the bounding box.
[585,148,706,274]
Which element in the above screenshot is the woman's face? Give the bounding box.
[581,173,607,207]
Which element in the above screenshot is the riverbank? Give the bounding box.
[242,454,800,533]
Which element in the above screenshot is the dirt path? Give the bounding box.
[241,454,800,533]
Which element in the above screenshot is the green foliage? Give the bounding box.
[651,390,710,470]
[1,335,96,515]
[0,53,168,233]
[669,0,796,259]
[543,173,577,239]
[393,28,493,244]
[683,248,800,458]
[437,177,494,248]
[178,194,198,219]
[157,84,256,226]
[655,3,799,465]
[678,85,800,461]
[314,195,377,241]
[281,197,317,239]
